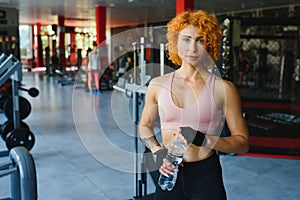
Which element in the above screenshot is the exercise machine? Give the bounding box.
[113,38,169,199]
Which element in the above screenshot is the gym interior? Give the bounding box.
[0,0,300,200]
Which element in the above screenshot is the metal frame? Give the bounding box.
[0,146,37,200]
[0,53,23,130]
[112,39,166,199]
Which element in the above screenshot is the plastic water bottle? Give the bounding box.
[158,139,186,191]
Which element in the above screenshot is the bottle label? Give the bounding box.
[166,153,183,164]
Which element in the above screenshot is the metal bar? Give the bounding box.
[0,54,14,76]
[279,56,285,99]
[140,37,145,85]
[0,60,21,87]
[0,53,7,63]
[160,43,164,76]
[132,42,137,84]
[12,77,20,129]
[11,162,21,200]
[141,161,147,196]
[140,37,145,69]
[240,34,296,40]
[0,167,17,178]
[0,160,13,170]
[237,17,300,26]
[10,146,37,200]
[0,150,9,157]
[112,85,126,93]
[132,91,140,198]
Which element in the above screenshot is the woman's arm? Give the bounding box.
[87,52,92,68]
[139,80,163,153]
[206,80,249,154]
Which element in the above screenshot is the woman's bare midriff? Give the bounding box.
[161,129,214,162]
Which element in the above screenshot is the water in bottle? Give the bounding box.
[158,139,186,191]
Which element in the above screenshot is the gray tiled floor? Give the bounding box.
[0,71,300,200]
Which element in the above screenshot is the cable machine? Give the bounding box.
[113,37,169,199]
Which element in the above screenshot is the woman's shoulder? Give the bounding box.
[212,73,233,86]
[213,76,240,109]
[146,72,173,98]
[149,72,173,86]
[214,77,240,98]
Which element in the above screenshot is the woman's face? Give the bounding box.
[177,25,208,67]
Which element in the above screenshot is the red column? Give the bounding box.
[33,23,43,67]
[58,16,65,70]
[70,32,76,64]
[95,6,106,46]
[176,0,194,15]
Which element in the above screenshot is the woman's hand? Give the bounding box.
[176,129,188,145]
[158,129,187,176]
[159,158,177,177]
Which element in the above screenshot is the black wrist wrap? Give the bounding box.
[180,126,206,146]
[153,148,167,169]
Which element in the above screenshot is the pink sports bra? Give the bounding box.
[158,72,223,135]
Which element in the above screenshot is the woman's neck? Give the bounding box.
[176,63,210,81]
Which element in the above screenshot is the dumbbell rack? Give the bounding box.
[0,146,37,200]
[0,53,35,151]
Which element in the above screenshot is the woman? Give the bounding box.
[139,10,249,199]
[87,41,101,95]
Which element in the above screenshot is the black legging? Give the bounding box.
[155,153,227,200]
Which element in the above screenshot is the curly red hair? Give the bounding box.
[166,10,222,65]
